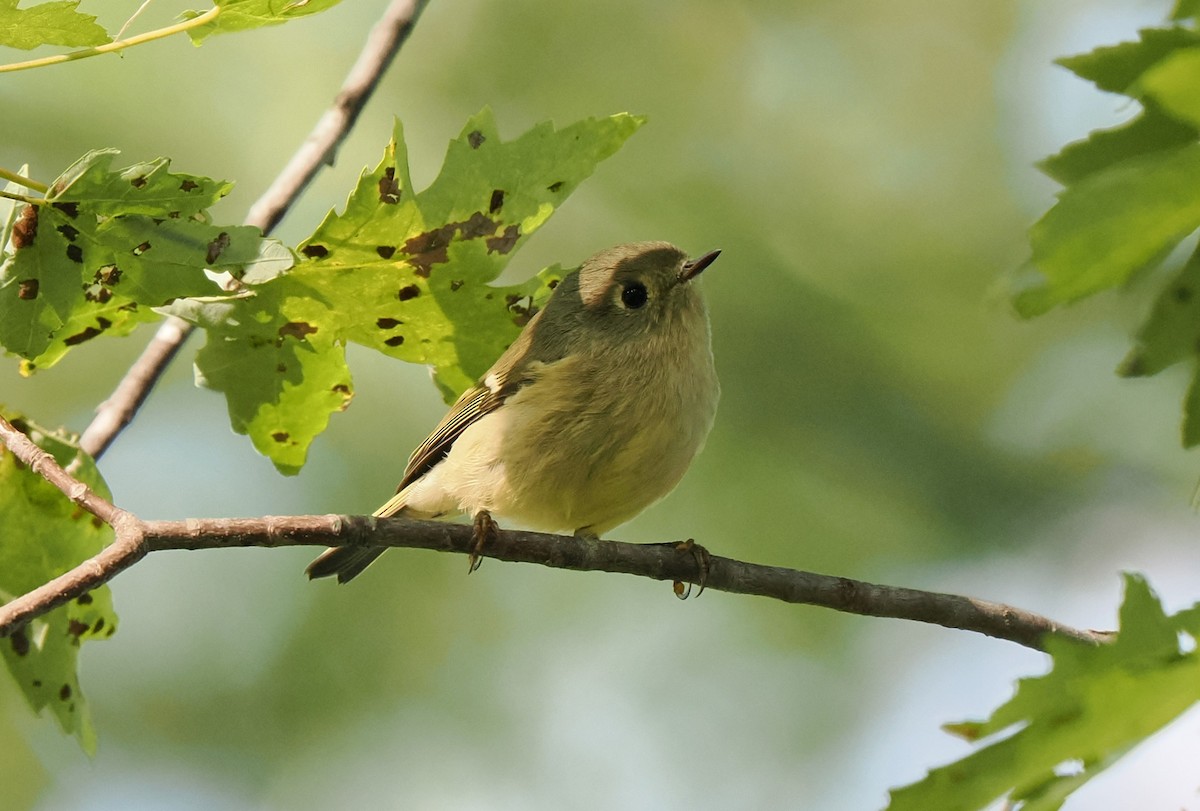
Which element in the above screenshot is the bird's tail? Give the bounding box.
[305,489,409,583]
[305,545,386,583]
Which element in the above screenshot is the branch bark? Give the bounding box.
[77,0,430,460]
[0,416,1106,652]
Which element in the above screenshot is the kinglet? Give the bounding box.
[307,241,720,583]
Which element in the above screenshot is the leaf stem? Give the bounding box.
[0,168,48,193]
[0,5,222,75]
[115,0,159,41]
[0,189,42,206]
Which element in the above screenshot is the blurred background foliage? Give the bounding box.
[3,0,1199,808]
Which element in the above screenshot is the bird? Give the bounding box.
[306,240,721,583]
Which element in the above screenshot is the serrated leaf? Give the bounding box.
[887,574,1200,811]
[1120,245,1200,377]
[1134,46,1200,129]
[1016,143,1200,316]
[0,0,109,49]
[170,286,354,475]
[1038,106,1197,186]
[184,0,344,45]
[0,413,118,754]
[171,111,641,473]
[48,152,232,218]
[1056,27,1200,95]
[0,150,290,371]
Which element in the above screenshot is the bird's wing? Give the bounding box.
[396,381,505,490]
[393,297,569,493]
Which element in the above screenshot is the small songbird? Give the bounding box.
[306,241,721,583]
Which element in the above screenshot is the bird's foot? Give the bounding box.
[469,510,499,574]
[671,538,710,600]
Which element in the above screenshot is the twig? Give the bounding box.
[1,415,1105,651]
[76,0,430,461]
[0,510,1106,651]
[245,0,429,234]
[114,0,157,42]
[148,516,1103,651]
[77,316,191,459]
[0,189,41,206]
[0,6,222,75]
[0,416,121,524]
[0,416,147,630]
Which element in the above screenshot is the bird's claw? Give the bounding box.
[672,538,710,600]
[469,510,499,573]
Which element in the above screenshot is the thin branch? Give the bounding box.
[76,0,430,461]
[142,516,1106,651]
[0,530,146,634]
[114,0,158,42]
[0,416,147,630]
[0,415,1105,650]
[0,507,1105,651]
[0,6,222,75]
[0,416,122,525]
[0,189,41,206]
[245,0,429,234]
[77,316,191,459]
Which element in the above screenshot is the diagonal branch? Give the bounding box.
[0,415,1106,651]
[0,415,146,630]
[77,0,430,460]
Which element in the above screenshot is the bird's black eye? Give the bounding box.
[621,282,648,309]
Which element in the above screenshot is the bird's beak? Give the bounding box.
[679,249,721,283]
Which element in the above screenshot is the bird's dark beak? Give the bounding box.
[679,249,720,282]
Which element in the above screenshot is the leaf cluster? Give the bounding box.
[1017,3,1200,444]
[889,575,1200,811]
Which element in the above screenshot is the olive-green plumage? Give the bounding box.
[307,241,721,583]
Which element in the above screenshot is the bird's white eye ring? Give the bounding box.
[620,282,648,309]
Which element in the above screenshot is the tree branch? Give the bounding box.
[76,0,430,461]
[1,415,1106,651]
[244,0,429,235]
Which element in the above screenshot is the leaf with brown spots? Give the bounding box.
[0,149,291,369]
[278,321,318,340]
[167,283,354,475]
[11,205,37,249]
[0,412,117,754]
[167,110,639,472]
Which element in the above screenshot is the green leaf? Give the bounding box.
[888,574,1200,811]
[1120,245,1200,378]
[170,111,642,473]
[0,150,291,371]
[47,152,232,219]
[1056,27,1200,95]
[0,414,118,755]
[1183,367,1200,447]
[1037,106,1197,186]
[1135,47,1200,129]
[1173,0,1200,22]
[0,0,109,50]
[184,0,345,45]
[169,287,354,476]
[1016,143,1200,316]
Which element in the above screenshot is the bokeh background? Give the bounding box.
[3,1,1200,808]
